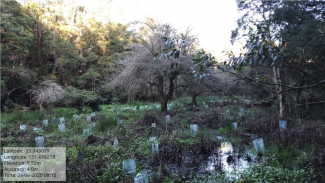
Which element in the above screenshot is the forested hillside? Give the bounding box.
[1,0,136,111]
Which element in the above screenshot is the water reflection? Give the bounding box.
[220,142,233,154]
[205,141,251,179]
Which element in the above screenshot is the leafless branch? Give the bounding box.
[6,87,21,96]
[32,80,66,105]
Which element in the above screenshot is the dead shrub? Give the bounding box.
[32,80,66,108]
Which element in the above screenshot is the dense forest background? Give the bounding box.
[1,0,137,111]
[1,0,325,120]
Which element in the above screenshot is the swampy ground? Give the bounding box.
[1,96,325,183]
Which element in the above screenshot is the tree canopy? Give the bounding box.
[1,0,135,111]
[219,0,325,118]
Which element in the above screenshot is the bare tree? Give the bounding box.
[110,48,195,111]
[109,21,199,111]
[31,80,66,110]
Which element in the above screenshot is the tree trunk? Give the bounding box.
[36,23,42,63]
[191,92,198,106]
[157,76,167,112]
[273,66,284,119]
[156,73,178,112]
[263,5,285,119]
[79,48,83,58]
[304,78,309,110]
[70,2,76,27]
[160,98,168,112]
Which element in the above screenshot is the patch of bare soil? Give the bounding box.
[1,132,14,138]
[244,117,276,134]
[264,123,325,148]
[86,135,101,145]
[17,135,30,142]
[86,135,111,145]
[18,130,28,136]
[287,125,325,146]
[137,112,161,126]
[165,110,182,116]
[91,115,101,122]
[196,115,225,130]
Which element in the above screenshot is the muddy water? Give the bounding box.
[204,142,251,178]
[162,133,264,181]
[199,134,264,180]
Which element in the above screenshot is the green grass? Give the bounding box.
[1,110,45,124]
[53,107,79,118]
[95,115,118,132]
[241,164,314,183]
[217,124,232,134]
[1,95,323,182]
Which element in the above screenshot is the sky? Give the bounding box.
[80,0,242,59]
